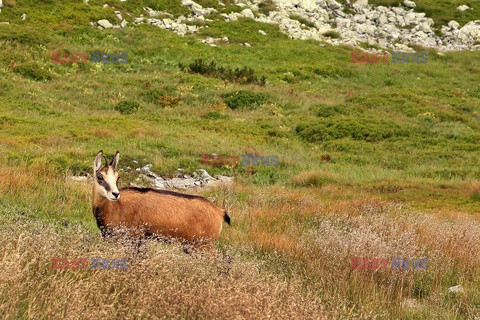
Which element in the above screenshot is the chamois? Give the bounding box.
[92,150,231,253]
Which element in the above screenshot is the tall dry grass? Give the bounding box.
[0,214,325,319]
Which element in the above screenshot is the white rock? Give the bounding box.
[392,7,405,15]
[354,0,368,7]
[0,0,3,8]
[354,14,366,23]
[97,19,113,29]
[457,5,470,11]
[120,19,128,28]
[21,13,26,20]
[378,14,388,25]
[258,29,267,35]
[418,22,432,33]
[241,8,255,19]
[404,12,416,24]
[403,0,416,8]
[298,0,317,11]
[328,0,342,10]
[114,10,123,20]
[448,20,460,29]
[448,285,464,293]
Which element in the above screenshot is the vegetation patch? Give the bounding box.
[258,0,277,15]
[322,31,342,39]
[289,14,316,28]
[114,101,140,115]
[179,59,266,86]
[221,90,268,110]
[295,117,411,142]
[13,62,53,81]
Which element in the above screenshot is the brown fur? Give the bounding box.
[92,154,230,253]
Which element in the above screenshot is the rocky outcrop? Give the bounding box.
[87,0,480,52]
[68,166,233,191]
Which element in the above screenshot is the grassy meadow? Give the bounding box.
[1,0,480,318]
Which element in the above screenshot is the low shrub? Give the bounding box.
[114,101,140,115]
[258,0,277,15]
[13,63,53,81]
[295,117,411,142]
[322,31,342,39]
[179,59,266,86]
[221,90,268,110]
[289,14,315,28]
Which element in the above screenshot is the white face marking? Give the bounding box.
[105,167,120,201]
[96,167,120,202]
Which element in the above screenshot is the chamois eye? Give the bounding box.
[97,175,104,181]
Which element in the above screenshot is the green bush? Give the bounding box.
[221,90,268,110]
[295,117,411,142]
[313,65,354,78]
[114,101,140,115]
[322,31,342,39]
[13,63,53,81]
[201,111,228,120]
[258,0,277,15]
[289,14,315,28]
[179,59,266,86]
[311,104,346,117]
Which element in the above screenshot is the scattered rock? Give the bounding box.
[21,13,26,20]
[241,8,255,19]
[457,5,470,12]
[403,0,416,9]
[448,285,464,293]
[448,20,459,30]
[97,19,113,29]
[91,0,480,53]
[354,0,368,8]
[328,0,342,10]
[114,10,123,20]
[0,0,3,8]
[135,165,232,190]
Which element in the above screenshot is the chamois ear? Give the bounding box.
[110,151,120,170]
[94,150,103,173]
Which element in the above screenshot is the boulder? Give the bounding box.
[448,20,459,30]
[457,5,470,11]
[241,8,255,19]
[97,19,114,29]
[403,0,416,8]
[298,0,317,12]
[328,0,342,10]
[354,0,368,7]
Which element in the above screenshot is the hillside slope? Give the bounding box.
[0,0,480,319]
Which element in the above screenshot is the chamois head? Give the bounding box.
[93,150,120,201]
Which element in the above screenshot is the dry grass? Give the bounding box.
[2,168,480,318]
[0,215,325,319]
